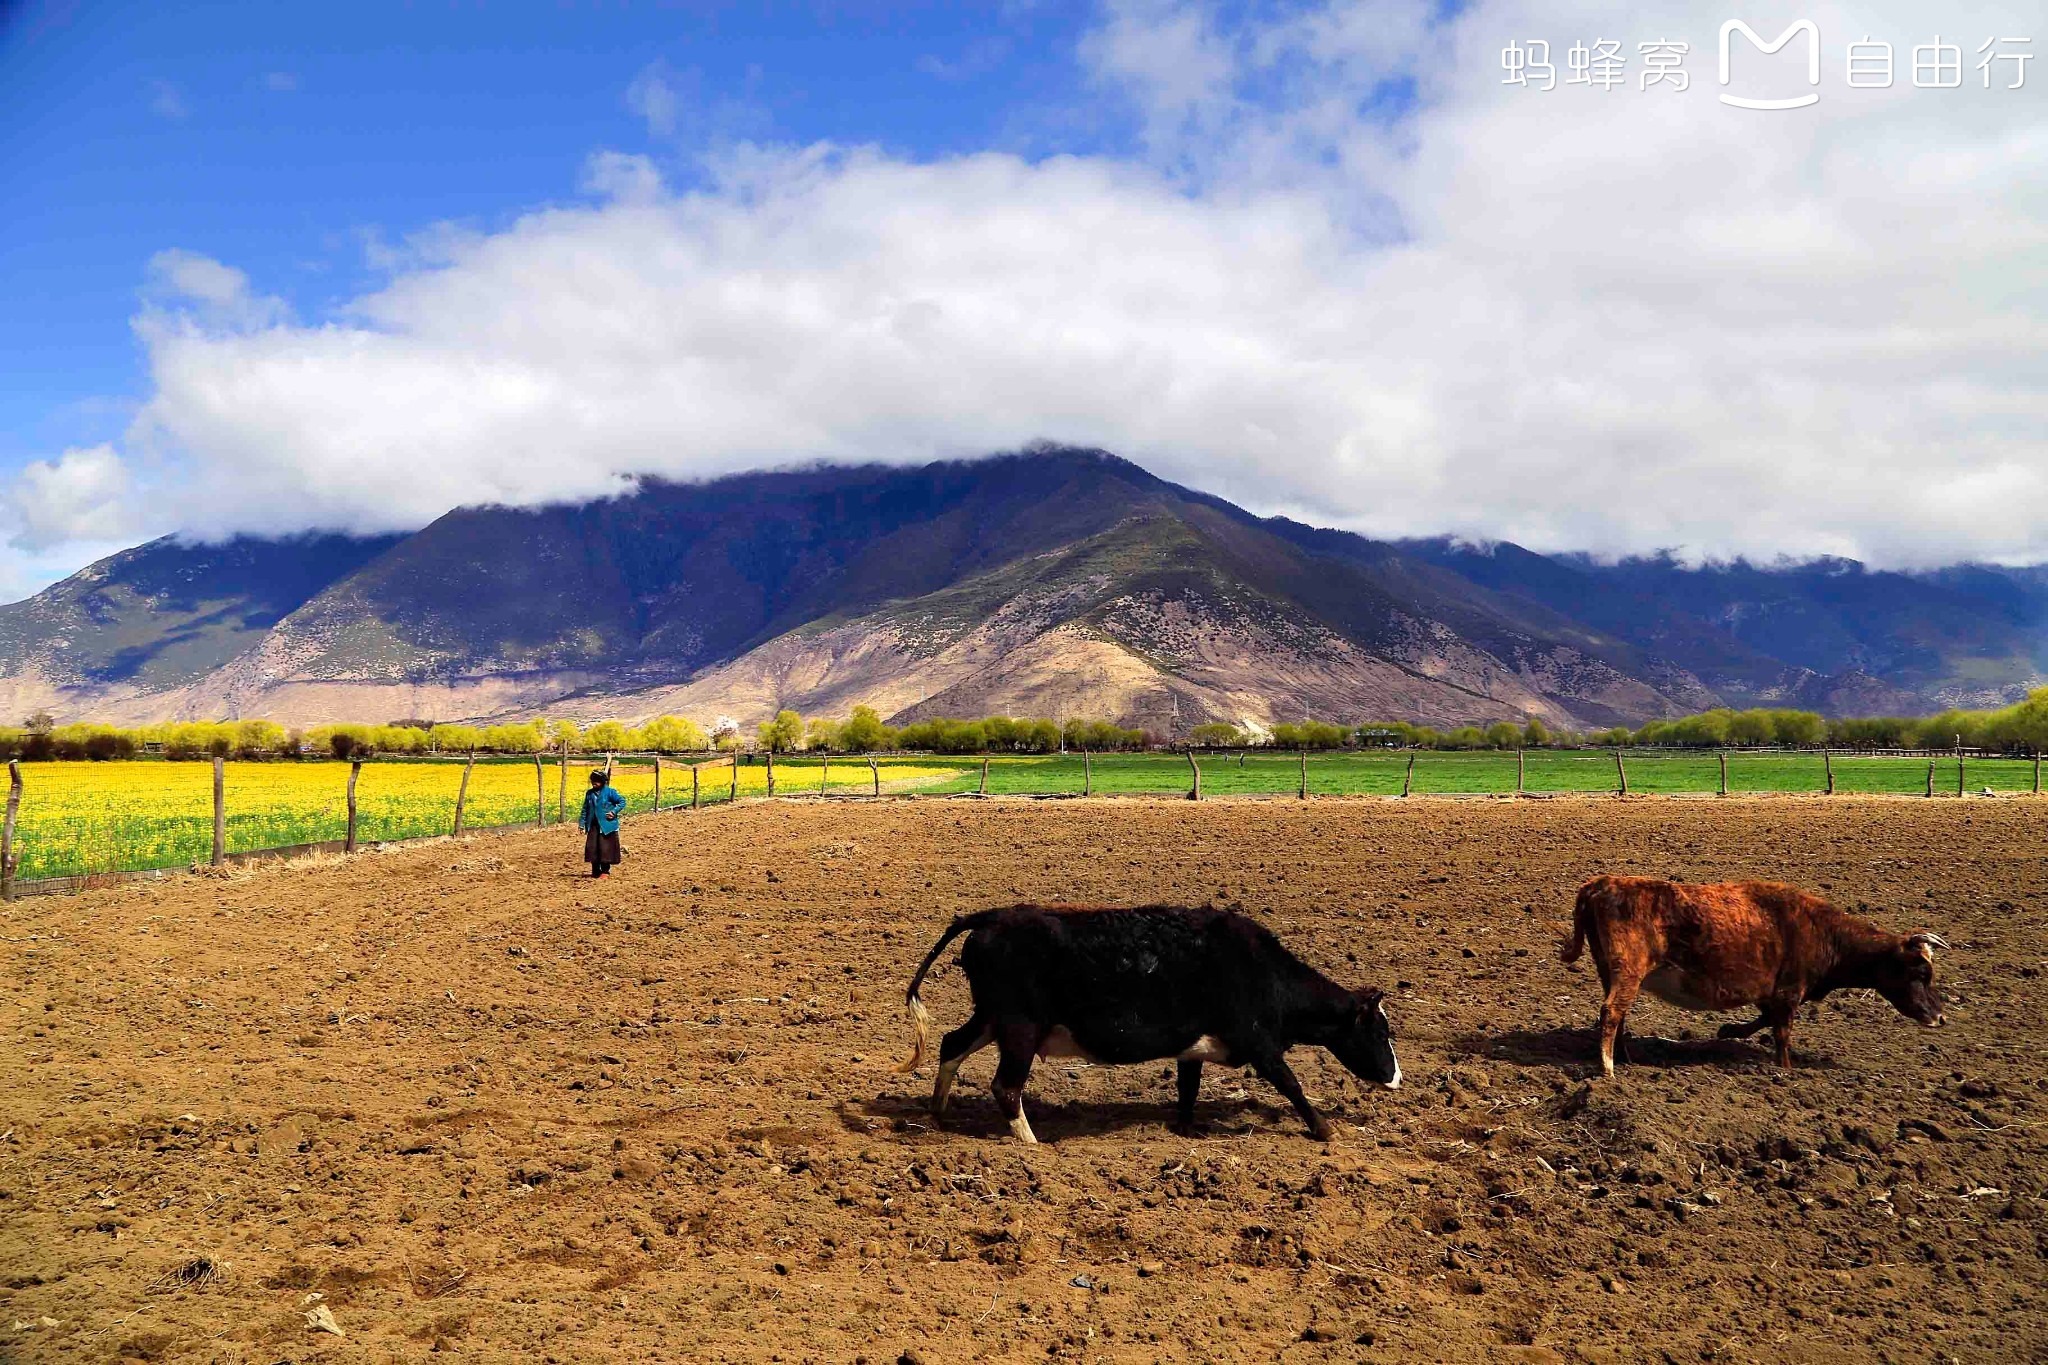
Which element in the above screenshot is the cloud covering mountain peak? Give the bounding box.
[17,0,2047,579]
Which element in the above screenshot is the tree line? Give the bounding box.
[0,715,713,763]
[1622,692,2048,754]
[1341,694,2048,754]
[7,687,2046,762]
[755,707,1148,755]
[0,707,1151,762]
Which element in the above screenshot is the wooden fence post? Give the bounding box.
[1614,750,1628,795]
[1926,760,1935,798]
[1297,749,1308,800]
[1823,748,1834,796]
[534,754,545,827]
[2035,749,2042,795]
[1516,749,1525,796]
[604,751,614,779]
[653,756,661,812]
[1401,753,1415,798]
[766,748,776,796]
[869,755,880,797]
[692,763,701,809]
[453,749,475,835]
[821,752,829,795]
[558,740,569,824]
[1083,749,1092,797]
[729,753,738,802]
[1,760,20,901]
[211,756,226,866]
[1719,751,1728,797]
[345,759,362,853]
[979,756,989,796]
[1187,749,1201,800]
[1958,756,1966,797]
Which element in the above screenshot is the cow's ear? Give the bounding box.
[1354,988,1385,1018]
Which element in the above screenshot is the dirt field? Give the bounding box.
[3,796,2044,1363]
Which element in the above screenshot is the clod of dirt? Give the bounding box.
[1301,1326,1338,1342]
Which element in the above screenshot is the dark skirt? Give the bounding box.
[584,828,622,865]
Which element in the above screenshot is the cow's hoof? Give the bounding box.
[1172,1121,1206,1139]
[1714,1022,1746,1040]
[1307,1122,1335,1143]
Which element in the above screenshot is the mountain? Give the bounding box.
[5,447,2045,731]
[1397,540,2048,712]
[0,533,402,724]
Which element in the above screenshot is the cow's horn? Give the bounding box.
[1908,932,1951,951]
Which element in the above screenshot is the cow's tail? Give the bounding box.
[1559,882,1597,965]
[895,911,1001,1075]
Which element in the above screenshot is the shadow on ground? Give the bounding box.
[1449,1024,1837,1071]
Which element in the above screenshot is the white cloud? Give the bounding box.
[625,60,682,136]
[6,446,136,551]
[621,58,771,147]
[148,249,252,309]
[143,249,286,329]
[28,0,2048,576]
[1079,0,1239,159]
[580,150,664,204]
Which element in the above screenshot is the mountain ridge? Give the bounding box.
[4,447,2043,731]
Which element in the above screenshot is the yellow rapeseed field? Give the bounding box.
[3,756,956,882]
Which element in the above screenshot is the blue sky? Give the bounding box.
[0,0,1105,470]
[3,0,2044,599]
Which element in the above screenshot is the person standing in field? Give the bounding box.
[578,768,626,878]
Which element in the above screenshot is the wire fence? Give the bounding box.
[2,746,2040,897]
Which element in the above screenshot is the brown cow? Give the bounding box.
[1560,875,1948,1076]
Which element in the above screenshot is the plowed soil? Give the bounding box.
[3,796,2044,1363]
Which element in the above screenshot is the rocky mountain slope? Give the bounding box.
[4,448,2043,730]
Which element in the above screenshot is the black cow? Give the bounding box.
[895,904,1400,1143]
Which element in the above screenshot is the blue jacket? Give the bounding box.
[579,783,626,834]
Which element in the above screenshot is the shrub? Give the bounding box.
[1188,722,1244,748]
[582,720,630,753]
[758,710,804,754]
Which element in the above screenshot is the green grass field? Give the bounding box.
[5,750,2037,884]
[860,749,2043,798]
